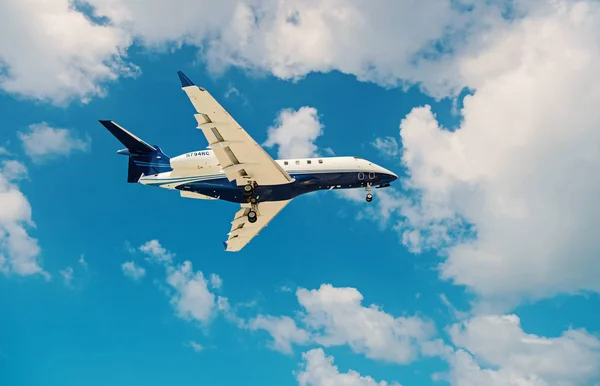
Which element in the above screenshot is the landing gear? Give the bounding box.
[248,209,257,223]
[243,180,259,222]
[243,181,259,205]
[243,182,255,197]
[366,183,373,202]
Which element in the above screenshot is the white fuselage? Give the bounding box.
[139,149,397,197]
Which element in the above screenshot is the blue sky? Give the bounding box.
[2,1,600,386]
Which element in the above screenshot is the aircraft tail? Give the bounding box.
[99,120,172,183]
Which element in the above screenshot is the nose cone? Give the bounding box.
[371,162,398,183]
[384,168,398,183]
[360,159,398,184]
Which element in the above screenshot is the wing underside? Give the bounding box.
[224,200,291,252]
[176,71,293,252]
[177,71,293,187]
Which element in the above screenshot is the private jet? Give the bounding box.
[100,71,398,251]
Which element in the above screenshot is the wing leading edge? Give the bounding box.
[176,71,293,187]
[224,200,291,252]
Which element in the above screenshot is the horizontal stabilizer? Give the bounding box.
[100,120,172,183]
[99,120,156,153]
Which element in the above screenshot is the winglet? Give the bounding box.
[177,71,195,87]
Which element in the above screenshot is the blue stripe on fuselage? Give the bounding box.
[165,171,395,203]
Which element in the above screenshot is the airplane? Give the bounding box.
[99,71,398,252]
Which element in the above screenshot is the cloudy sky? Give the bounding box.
[2,0,600,385]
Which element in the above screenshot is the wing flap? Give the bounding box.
[177,72,293,186]
[224,200,291,252]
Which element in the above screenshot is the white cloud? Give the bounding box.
[85,0,471,96]
[254,284,600,386]
[372,137,400,159]
[135,240,224,328]
[335,187,406,229]
[439,294,468,321]
[18,123,90,161]
[139,239,174,264]
[216,295,248,328]
[444,350,548,386]
[0,0,552,109]
[0,0,136,104]
[291,297,600,386]
[209,273,222,289]
[296,348,401,386]
[394,0,600,305]
[1,160,27,180]
[0,161,48,279]
[78,255,88,270]
[247,315,311,354]
[166,260,216,324]
[444,314,600,385]
[186,340,204,352]
[322,147,335,156]
[264,106,324,159]
[251,284,436,362]
[297,284,436,364]
[224,86,240,99]
[224,84,249,106]
[216,295,232,313]
[83,0,239,47]
[0,0,551,109]
[121,261,146,280]
[59,266,74,287]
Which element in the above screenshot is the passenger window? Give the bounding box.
[295,160,300,165]
[284,161,288,165]
[307,160,311,164]
[318,159,323,164]
[369,172,375,179]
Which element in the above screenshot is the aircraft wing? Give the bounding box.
[177,71,293,186]
[224,200,291,252]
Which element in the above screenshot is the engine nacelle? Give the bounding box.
[170,149,219,170]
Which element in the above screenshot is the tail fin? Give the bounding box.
[99,120,172,183]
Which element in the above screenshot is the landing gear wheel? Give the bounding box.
[245,196,258,204]
[248,210,257,223]
[243,183,255,197]
[365,183,373,202]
